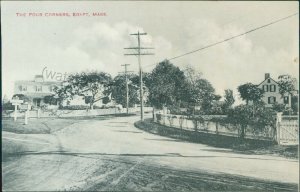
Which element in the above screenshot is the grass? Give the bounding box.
[135,118,298,159]
[2,118,77,134]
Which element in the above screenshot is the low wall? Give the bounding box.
[155,113,275,141]
[2,107,153,118]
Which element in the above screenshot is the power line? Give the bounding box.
[143,12,298,69]
[168,12,298,61]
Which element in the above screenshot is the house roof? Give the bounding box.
[257,77,278,87]
[15,80,61,86]
[13,93,55,99]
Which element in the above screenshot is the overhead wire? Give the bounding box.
[143,12,298,69]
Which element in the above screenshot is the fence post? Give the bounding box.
[24,110,28,125]
[163,107,167,125]
[37,109,40,118]
[276,112,282,145]
[153,108,156,122]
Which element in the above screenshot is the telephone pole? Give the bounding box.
[124,31,154,121]
[120,64,133,114]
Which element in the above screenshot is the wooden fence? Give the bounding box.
[154,113,275,141]
[276,113,299,145]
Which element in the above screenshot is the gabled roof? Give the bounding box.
[257,77,278,87]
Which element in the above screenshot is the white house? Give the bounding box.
[257,73,291,107]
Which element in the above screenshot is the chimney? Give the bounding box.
[265,73,270,80]
[34,75,44,82]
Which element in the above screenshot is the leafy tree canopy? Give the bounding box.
[148,60,187,109]
[238,83,264,104]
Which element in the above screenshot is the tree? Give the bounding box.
[183,66,217,114]
[238,83,264,105]
[228,104,253,139]
[228,103,276,139]
[54,84,74,108]
[111,74,140,108]
[44,95,58,105]
[278,75,298,114]
[278,75,297,97]
[194,79,216,114]
[222,89,235,113]
[291,95,298,115]
[55,71,112,109]
[238,83,264,117]
[147,60,187,109]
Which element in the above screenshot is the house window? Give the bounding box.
[19,85,27,92]
[36,86,42,92]
[262,85,268,92]
[267,79,271,83]
[269,84,276,92]
[268,96,276,104]
[284,96,289,104]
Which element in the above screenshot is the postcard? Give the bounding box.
[1,1,299,191]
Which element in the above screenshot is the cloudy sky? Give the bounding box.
[2,1,299,102]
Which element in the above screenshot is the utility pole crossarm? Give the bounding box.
[130,33,147,35]
[124,53,155,56]
[124,47,155,49]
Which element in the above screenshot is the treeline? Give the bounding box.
[46,59,235,114]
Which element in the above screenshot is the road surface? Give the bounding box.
[2,114,298,191]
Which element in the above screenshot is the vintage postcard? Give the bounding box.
[1,1,299,191]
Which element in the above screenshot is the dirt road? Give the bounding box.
[2,115,298,191]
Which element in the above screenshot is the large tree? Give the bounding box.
[111,74,140,108]
[55,71,112,109]
[190,78,216,114]
[277,75,298,114]
[147,60,187,109]
[238,83,264,117]
[278,74,297,96]
[238,83,264,105]
[183,66,217,114]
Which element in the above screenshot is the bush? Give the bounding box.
[272,102,285,112]
[188,115,204,131]
[2,102,14,110]
[156,113,162,121]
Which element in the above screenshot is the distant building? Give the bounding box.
[14,75,60,107]
[257,73,291,107]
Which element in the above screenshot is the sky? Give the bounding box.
[1,1,299,103]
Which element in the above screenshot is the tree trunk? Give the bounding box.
[240,125,246,139]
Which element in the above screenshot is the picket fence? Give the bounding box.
[154,113,298,145]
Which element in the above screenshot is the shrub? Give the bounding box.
[2,102,14,110]
[272,102,285,112]
[156,113,162,121]
[189,115,204,132]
